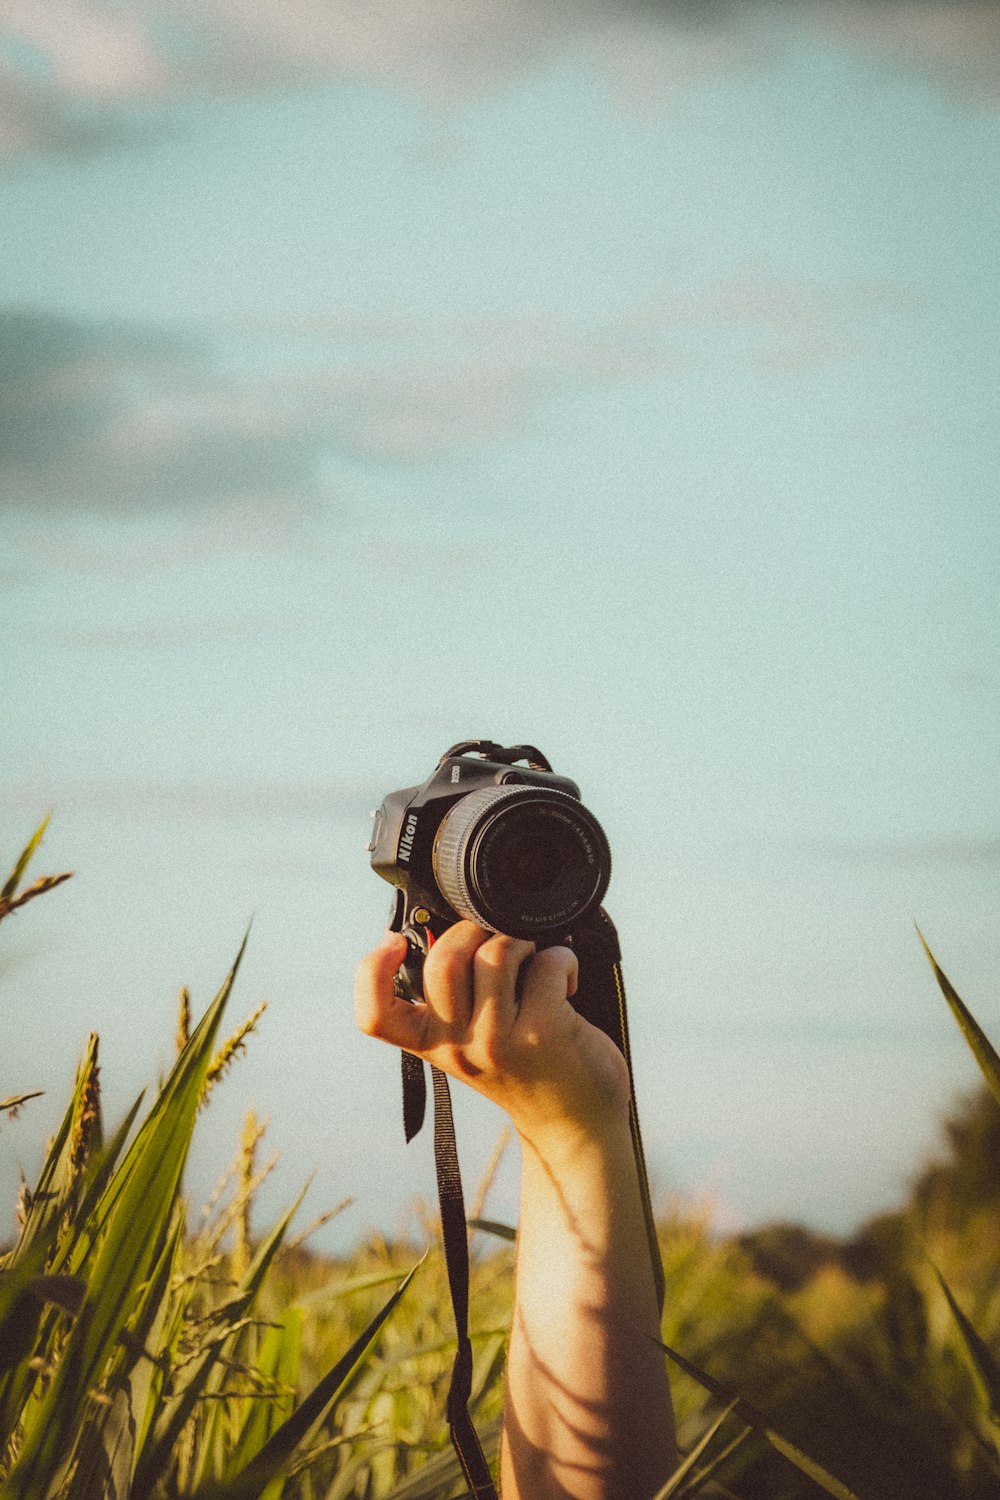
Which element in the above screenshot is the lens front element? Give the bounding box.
[433,785,611,938]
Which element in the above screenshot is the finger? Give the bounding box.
[354,932,430,1054]
[515,945,579,1027]
[421,920,493,1032]
[471,934,537,1041]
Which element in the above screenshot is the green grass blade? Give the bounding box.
[658,1342,862,1500]
[133,1181,307,1494]
[0,1250,55,1389]
[0,1092,44,1114]
[916,928,1000,1109]
[380,1421,501,1500]
[5,941,245,1496]
[652,1400,739,1499]
[12,1034,100,1267]
[226,1308,303,1483]
[0,1039,108,1445]
[678,1426,756,1496]
[54,1093,147,1277]
[296,1265,420,1307]
[55,1221,180,1500]
[78,933,251,1252]
[198,1259,422,1500]
[131,1270,194,1480]
[467,1218,516,1243]
[1,814,49,903]
[933,1265,1000,1431]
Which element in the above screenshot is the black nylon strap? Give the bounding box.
[567,907,665,1312]
[401,1050,427,1143]
[431,1064,499,1499]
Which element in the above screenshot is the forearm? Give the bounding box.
[500,1114,677,1500]
[354,927,676,1496]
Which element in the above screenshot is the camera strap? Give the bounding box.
[399,906,663,1497]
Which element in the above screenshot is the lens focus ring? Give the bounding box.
[433,786,523,929]
[433,784,610,939]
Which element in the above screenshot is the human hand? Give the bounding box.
[354,920,631,1160]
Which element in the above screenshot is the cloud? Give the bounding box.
[0,280,896,529]
[0,309,332,517]
[1,1,999,162]
[261,280,887,459]
[816,2,1000,105]
[0,0,770,157]
[1,306,660,522]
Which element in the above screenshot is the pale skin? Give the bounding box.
[354,920,677,1500]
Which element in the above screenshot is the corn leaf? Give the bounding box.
[658,1341,862,1500]
[917,928,1000,1110]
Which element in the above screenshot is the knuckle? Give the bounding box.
[476,935,534,971]
[532,945,577,981]
[473,940,505,973]
[532,945,566,972]
[426,946,466,990]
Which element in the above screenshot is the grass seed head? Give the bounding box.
[176,985,191,1056]
[202,1001,267,1106]
[69,1035,102,1183]
[16,1170,32,1232]
[234,1106,266,1277]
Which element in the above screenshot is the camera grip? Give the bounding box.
[394,937,426,1002]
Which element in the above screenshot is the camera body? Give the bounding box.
[369,740,612,994]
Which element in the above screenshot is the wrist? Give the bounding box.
[515,1097,635,1181]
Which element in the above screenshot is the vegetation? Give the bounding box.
[2,820,1000,1499]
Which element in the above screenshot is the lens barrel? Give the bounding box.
[432,785,611,938]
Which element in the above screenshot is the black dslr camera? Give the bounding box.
[368,740,612,999]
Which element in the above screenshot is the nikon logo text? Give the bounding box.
[398,813,418,863]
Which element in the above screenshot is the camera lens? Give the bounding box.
[432,786,611,938]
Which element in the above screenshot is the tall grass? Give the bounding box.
[0,821,419,1499]
[3,818,1000,1499]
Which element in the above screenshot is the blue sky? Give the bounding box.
[1,1,998,1246]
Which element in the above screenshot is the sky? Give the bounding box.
[1,0,998,1250]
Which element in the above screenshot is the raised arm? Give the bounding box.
[354,920,677,1500]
